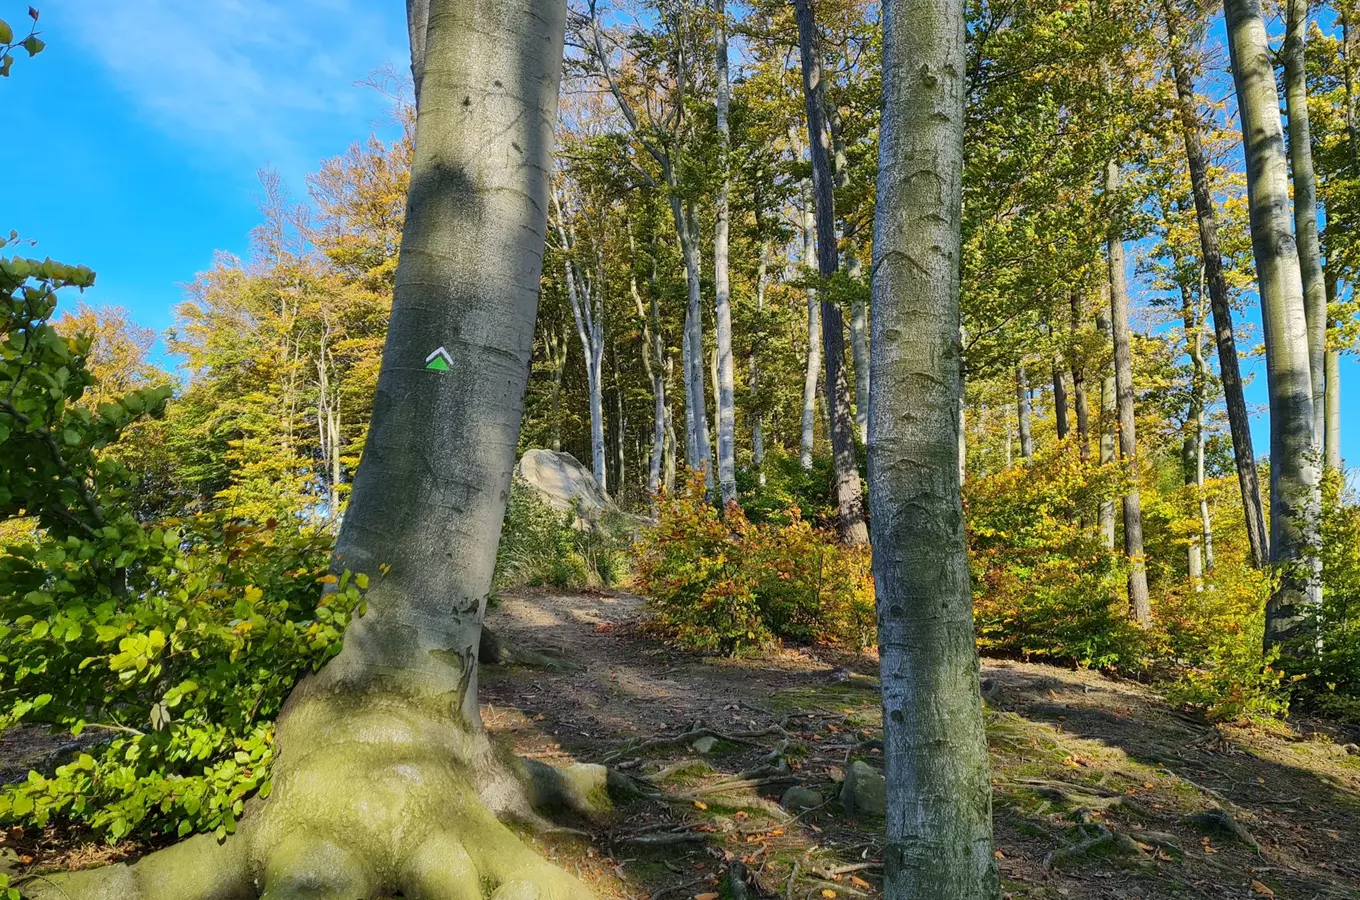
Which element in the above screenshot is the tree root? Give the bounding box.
[480,628,586,673]
[22,678,597,900]
[1042,825,1142,870]
[602,723,786,764]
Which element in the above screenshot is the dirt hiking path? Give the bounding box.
[480,589,1360,900]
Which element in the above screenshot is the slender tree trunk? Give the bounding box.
[1070,291,1091,460]
[676,197,712,488]
[1052,357,1070,441]
[752,239,769,478]
[1224,0,1323,654]
[1106,161,1152,626]
[828,90,872,445]
[800,180,823,471]
[1098,300,1117,549]
[547,326,567,453]
[1015,362,1034,459]
[792,0,868,546]
[553,196,608,493]
[630,233,666,497]
[665,355,678,491]
[1182,283,1208,588]
[1165,8,1270,567]
[1283,0,1329,445]
[871,0,1000,891]
[713,0,738,508]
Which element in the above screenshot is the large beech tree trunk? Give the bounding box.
[1164,6,1270,567]
[29,4,598,897]
[1283,0,1329,446]
[792,0,869,546]
[870,0,999,893]
[1224,0,1323,655]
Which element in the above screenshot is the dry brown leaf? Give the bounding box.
[1250,880,1274,898]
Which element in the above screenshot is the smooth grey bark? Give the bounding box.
[632,235,667,497]
[1165,8,1270,567]
[1106,162,1152,626]
[1097,300,1117,549]
[681,203,714,488]
[1181,282,1212,586]
[31,4,592,898]
[1015,362,1034,459]
[1224,0,1323,654]
[792,0,868,546]
[713,0,738,508]
[405,0,430,107]
[870,0,999,892]
[1283,0,1329,446]
[799,178,823,471]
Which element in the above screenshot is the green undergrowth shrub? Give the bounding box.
[1303,472,1360,720]
[634,472,874,654]
[0,258,361,843]
[966,444,1151,670]
[493,480,627,591]
[0,520,361,842]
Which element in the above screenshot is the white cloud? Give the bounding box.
[60,0,407,175]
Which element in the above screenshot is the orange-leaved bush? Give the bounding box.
[633,472,874,654]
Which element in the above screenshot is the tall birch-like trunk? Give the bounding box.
[1098,300,1117,549]
[792,0,868,546]
[1283,0,1329,445]
[712,0,738,508]
[1015,362,1034,460]
[1106,161,1152,626]
[1182,282,1210,587]
[1165,6,1270,567]
[1224,0,1323,654]
[553,194,608,494]
[679,200,713,488]
[32,4,597,897]
[800,179,823,471]
[871,0,999,892]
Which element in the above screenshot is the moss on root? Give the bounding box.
[23,678,598,900]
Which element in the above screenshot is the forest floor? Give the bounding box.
[6,587,1360,899]
[476,589,1360,900]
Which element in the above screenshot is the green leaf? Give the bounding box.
[0,20,12,44]
[20,35,42,56]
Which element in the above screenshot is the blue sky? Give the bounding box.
[3,0,407,336]
[2,1,1355,469]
